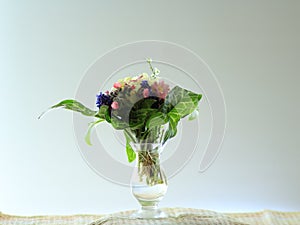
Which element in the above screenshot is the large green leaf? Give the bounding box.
[162,86,202,144]
[163,113,180,144]
[129,108,157,129]
[51,99,97,117]
[146,112,168,129]
[128,98,158,130]
[163,86,202,117]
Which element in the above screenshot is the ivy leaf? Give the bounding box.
[85,119,105,145]
[111,98,159,130]
[146,112,168,129]
[163,113,180,144]
[124,130,136,162]
[39,99,97,119]
[129,108,156,129]
[163,86,202,117]
[129,98,157,129]
[162,86,202,144]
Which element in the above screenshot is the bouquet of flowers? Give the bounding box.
[43,59,202,165]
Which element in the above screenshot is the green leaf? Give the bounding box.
[96,105,112,123]
[163,86,202,117]
[85,119,105,145]
[162,86,202,144]
[111,116,130,130]
[111,98,159,130]
[129,108,156,129]
[124,130,136,162]
[51,99,97,117]
[129,98,158,129]
[163,113,180,144]
[105,110,112,123]
[111,105,130,129]
[135,98,157,109]
[146,112,168,129]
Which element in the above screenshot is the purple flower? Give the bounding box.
[141,80,150,88]
[96,92,112,108]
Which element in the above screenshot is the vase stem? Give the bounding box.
[132,204,167,219]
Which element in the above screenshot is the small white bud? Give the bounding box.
[146,58,152,63]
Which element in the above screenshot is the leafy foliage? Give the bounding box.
[43,85,201,163]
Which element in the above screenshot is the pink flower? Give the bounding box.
[113,82,122,89]
[143,88,150,98]
[151,80,170,99]
[111,101,119,109]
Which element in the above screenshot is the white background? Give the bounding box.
[0,0,299,215]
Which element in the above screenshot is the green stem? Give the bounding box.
[147,58,156,77]
[124,128,137,143]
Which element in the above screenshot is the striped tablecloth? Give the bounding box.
[1,208,299,225]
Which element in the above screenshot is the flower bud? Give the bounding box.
[111,101,119,109]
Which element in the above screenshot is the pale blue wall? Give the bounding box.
[0,0,299,215]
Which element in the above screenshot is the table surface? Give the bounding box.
[1,208,300,225]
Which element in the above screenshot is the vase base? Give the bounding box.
[130,207,168,219]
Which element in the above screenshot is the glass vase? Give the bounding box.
[130,142,168,218]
